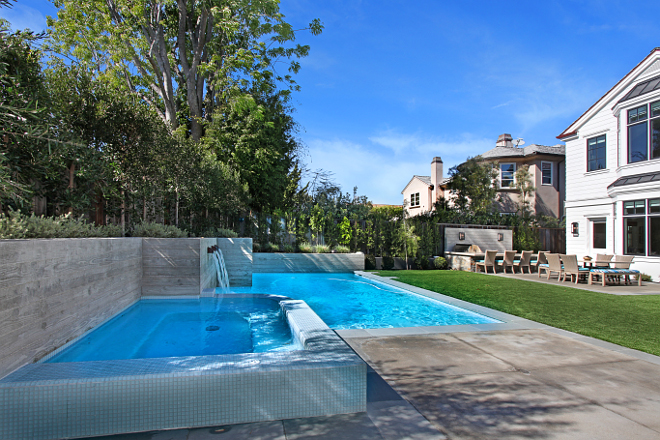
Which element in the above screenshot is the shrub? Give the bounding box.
[0,211,123,239]
[131,222,188,238]
[640,273,653,282]
[314,244,330,253]
[264,243,280,252]
[382,256,394,270]
[365,254,376,270]
[199,227,238,238]
[334,245,351,253]
[434,256,448,270]
[298,242,312,253]
[253,242,262,252]
[282,244,295,253]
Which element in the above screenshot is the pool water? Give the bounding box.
[46,297,297,363]
[227,273,501,330]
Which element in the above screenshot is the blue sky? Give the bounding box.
[3,0,660,204]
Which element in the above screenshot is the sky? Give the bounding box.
[3,0,660,204]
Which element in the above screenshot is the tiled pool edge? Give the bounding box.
[0,296,366,440]
[352,271,660,367]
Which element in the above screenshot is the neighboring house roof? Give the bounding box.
[558,47,660,139]
[607,171,660,189]
[479,144,565,160]
[401,175,431,193]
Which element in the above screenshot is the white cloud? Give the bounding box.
[0,4,47,32]
[304,132,494,204]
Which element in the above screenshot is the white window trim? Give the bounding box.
[541,161,553,186]
[500,162,516,188]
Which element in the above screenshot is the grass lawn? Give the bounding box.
[376,270,660,357]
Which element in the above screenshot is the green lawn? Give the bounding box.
[376,270,660,357]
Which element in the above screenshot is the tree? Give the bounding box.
[338,216,351,246]
[48,0,322,140]
[514,164,535,216]
[446,157,499,215]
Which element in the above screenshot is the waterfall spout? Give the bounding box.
[211,247,230,293]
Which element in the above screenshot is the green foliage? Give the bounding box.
[131,222,188,238]
[382,256,394,270]
[199,227,239,238]
[334,245,350,253]
[433,256,448,270]
[640,273,653,282]
[447,157,499,215]
[264,243,280,252]
[282,243,295,253]
[338,216,352,246]
[253,242,262,252]
[314,244,330,253]
[298,242,312,253]
[309,203,325,245]
[0,211,122,238]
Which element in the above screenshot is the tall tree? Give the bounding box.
[48,0,322,140]
[446,157,499,215]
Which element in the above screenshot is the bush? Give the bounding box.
[131,222,188,238]
[199,227,238,238]
[434,256,448,270]
[282,244,295,253]
[334,245,351,253]
[314,244,330,253]
[0,211,123,239]
[640,273,653,282]
[365,254,376,270]
[264,243,280,252]
[382,256,394,270]
[253,242,262,252]
[298,242,312,253]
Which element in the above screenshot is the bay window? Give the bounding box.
[627,100,660,163]
[623,199,660,256]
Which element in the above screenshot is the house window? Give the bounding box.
[500,163,515,188]
[410,192,420,207]
[587,135,606,171]
[627,100,660,163]
[593,222,606,249]
[541,161,553,185]
[623,198,660,256]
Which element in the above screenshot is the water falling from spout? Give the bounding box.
[211,247,230,294]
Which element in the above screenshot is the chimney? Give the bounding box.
[496,133,514,148]
[431,156,443,203]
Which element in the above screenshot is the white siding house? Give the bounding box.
[558,47,660,280]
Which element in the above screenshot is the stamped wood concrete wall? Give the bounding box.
[141,238,217,296]
[253,253,364,273]
[0,238,142,379]
[444,228,513,253]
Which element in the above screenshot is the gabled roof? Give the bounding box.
[479,144,565,160]
[401,175,431,193]
[558,47,660,139]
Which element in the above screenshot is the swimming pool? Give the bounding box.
[226,273,501,329]
[46,296,298,363]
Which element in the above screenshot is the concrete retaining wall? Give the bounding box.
[216,238,252,286]
[253,253,364,273]
[0,238,142,379]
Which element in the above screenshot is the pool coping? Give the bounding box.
[345,271,660,367]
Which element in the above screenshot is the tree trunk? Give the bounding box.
[121,189,126,236]
[175,186,179,227]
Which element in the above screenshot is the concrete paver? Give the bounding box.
[282,413,384,440]
[187,423,285,440]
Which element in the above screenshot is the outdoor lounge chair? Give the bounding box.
[513,250,533,274]
[475,250,498,274]
[612,255,637,284]
[560,254,590,284]
[594,253,613,268]
[533,251,547,276]
[539,253,563,281]
[501,250,516,274]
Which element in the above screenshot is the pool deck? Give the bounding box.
[79,273,660,440]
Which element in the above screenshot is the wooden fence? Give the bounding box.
[535,227,565,253]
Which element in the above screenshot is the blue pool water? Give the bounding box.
[46,297,297,363]
[227,273,501,330]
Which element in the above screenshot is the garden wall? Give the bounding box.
[444,227,512,253]
[253,253,364,273]
[0,238,142,379]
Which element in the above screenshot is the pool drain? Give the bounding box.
[206,325,220,331]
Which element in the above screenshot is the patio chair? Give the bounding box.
[475,250,498,274]
[560,254,590,284]
[611,255,636,285]
[501,250,517,274]
[540,253,564,281]
[532,251,547,276]
[594,254,613,268]
[513,250,533,274]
